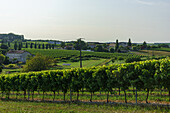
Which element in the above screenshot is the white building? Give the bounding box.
[6,50,32,63]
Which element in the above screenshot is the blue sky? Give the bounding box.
[0,0,170,43]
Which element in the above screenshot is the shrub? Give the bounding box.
[0,54,5,64]
[23,54,53,72]
[125,57,141,63]
[70,57,79,62]
[111,59,115,63]
[8,64,15,68]
[118,57,124,60]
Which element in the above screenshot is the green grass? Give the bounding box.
[0,99,169,113]
[1,89,169,103]
[57,59,107,68]
[132,50,170,56]
[22,48,136,59]
[0,89,169,112]
[149,48,170,52]
[1,68,22,75]
[108,60,125,65]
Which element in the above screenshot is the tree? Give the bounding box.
[30,43,33,49]
[52,44,54,49]
[38,44,41,49]
[74,39,87,50]
[143,41,147,46]
[103,43,107,48]
[21,42,23,48]
[42,44,45,49]
[49,44,51,49]
[0,54,5,65]
[14,41,17,50]
[18,42,22,50]
[8,42,10,47]
[25,42,28,48]
[46,44,48,49]
[115,39,119,52]
[95,45,103,52]
[61,42,65,49]
[110,48,114,53]
[3,56,10,65]
[23,54,53,72]
[1,44,8,49]
[34,43,37,49]
[128,38,132,46]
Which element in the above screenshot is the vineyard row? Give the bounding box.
[0,58,169,103]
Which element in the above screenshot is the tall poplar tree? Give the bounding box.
[14,41,17,50]
[128,38,132,46]
[26,42,28,48]
[115,39,119,52]
[34,43,37,49]
[42,44,45,49]
[18,42,22,50]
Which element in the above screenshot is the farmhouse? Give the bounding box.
[109,43,116,48]
[6,50,32,63]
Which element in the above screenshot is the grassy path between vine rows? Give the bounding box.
[0,100,169,113]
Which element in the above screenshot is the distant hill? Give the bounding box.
[0,33,24,42]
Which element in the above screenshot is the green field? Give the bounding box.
[22,48,136,59]
[57,59,108,68]
[0,59,109,75]
[132,50,170,56]
[149,48,170,52]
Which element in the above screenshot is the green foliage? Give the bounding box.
[111,58,115,63]
[125,57,141,63]
[7,64,16,68]
[128,38,132,46]
[95,45,103,52]
[14,42,17,50]
[18,42,22,50]
[25,42,28,48]
[42,44,45,49]
[0,54,5,64]
[1,44,8,49]
[23,54,53,72]
[115,39,119,52]
[74,39,87,50]
[30,43,33,49]
[34,43,37,49]
[143,41,147,48]
[46,44,48,49]
[70,57,79,62]
[60,42,65,49]
[24,48,139,59]
[3,56,10,65]
[110,48,114,53]
[0,58,169,103]
[117,57,124,60]
[8,42,10,47]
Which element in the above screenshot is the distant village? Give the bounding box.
[0,33,170,63]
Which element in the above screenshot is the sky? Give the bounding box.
[0,0,170,43]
